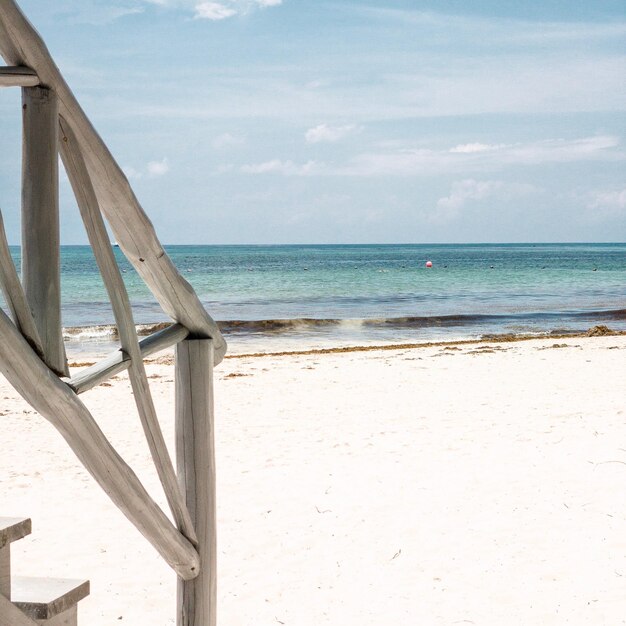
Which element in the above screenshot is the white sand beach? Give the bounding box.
[2,334,625,625]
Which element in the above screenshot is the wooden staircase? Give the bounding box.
[0,518,89,625]
[1,2,220,622]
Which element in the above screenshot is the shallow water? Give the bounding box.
[1,243,625,356]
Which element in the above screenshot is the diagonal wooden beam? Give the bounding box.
[59,118,197,544]
[0,209,44,357]
[0,306,200,580]
[0,0,227,364]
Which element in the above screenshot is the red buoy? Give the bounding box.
[425,260,433,268]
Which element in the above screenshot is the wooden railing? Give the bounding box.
[0,1,222,624]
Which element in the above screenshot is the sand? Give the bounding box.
[1,335,625,625]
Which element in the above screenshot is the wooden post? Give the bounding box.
[21,85,68,377]
[176,340,217,626]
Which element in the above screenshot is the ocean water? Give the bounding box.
[2,243,625,355]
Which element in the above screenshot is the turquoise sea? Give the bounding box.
[2,243,626,355]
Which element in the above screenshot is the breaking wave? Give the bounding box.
[62,308,626,340]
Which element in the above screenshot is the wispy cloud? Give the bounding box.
[434,179,537,222]
[240,159,319,175]
[305,123,357,144]
[221,136,623,179]
[345,136,623,176]
[437,179,502,212]
[136,0,283,19]
[450,143,506,154]
[212,132,246,148]
[588,188,626,214]
[148,0,284,20]
[194,2,236,20]
[358,7,626,45]
[61,3,144,25]
[147,158,170,176]
[123,158,170,179]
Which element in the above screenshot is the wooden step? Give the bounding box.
[0,517,32,599]
[11,577,89,625]
[0,517,32,549]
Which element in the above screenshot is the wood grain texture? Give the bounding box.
[0,65,38,86]
[0,517,31,549]
[0,548,9,600]
[11,577,89,620]
[67,323,189,395]
[0,517,31,600]
[0,306,200,579]
[0,210,44,358]
[59,119,196,544]
[36,605,77,626]
[21,85,68,377]
[176,340,217,626]
[0,594,39,626]
[0,0,226,364]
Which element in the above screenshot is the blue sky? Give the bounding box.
[1,0,625,243]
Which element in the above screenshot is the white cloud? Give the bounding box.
[194,2,236,20]
[241,159,318,175]
[305,79,327,89]
[450,143,505,154]
[436,179,503,219]
[124,158,170,179]
[358,7,626,45]
[305,123,356,144]
[215,135,622,181]
[432,179,538,223]
[122,165,143,180]
[153,0,284,20]
[147,158,170,176]
[63,3,144,25]
[345,135,623,176]
[588,189,626,213]
[212,132,246,148]
[502,136,621,164]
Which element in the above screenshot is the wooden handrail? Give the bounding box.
[67,323,189,394]
[60,119,197,544]
[0,0,227,364]
[0,307,200,580]
[0,65,38,87]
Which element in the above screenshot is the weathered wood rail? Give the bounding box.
[0,65,37,86]
[1,1,222,624]
[67,323,190,395]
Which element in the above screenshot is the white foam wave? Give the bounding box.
[63,325,117,341]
